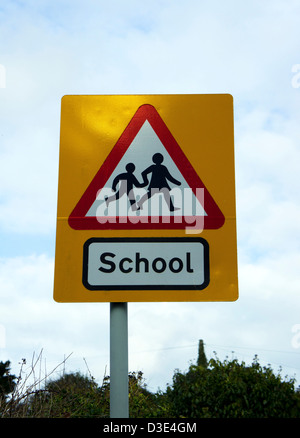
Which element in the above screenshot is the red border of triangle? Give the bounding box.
[68,104,225,230]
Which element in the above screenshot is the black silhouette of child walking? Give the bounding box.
[136,153,181,211]
[105,163,146,209]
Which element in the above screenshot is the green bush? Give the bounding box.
[2,352,300,418]
[128,371,171,418]
[0,361,17,402]
[167,356,300,418]
[27,372,109,418]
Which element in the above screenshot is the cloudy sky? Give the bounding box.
[1,0,300,393]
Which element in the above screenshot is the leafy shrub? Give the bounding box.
[167,356,300,418]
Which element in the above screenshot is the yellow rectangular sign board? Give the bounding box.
[54,94,238,302]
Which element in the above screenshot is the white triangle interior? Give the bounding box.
[86,120,207,218]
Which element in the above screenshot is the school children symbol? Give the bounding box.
[68,104,225,231]
[104,153,181,213]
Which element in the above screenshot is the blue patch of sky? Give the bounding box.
[261,109,290,132]
[128,12,157,35]
[0,231,55,258]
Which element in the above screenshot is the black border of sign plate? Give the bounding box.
[82,237,210,291]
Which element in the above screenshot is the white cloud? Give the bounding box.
[235,109,300,264]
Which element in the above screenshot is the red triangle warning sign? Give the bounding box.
[68,104,225,231]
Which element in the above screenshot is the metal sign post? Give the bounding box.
[110,302,129,418]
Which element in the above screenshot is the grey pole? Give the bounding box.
[110,302,129,418]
